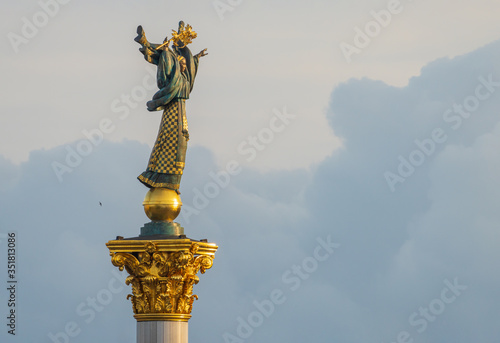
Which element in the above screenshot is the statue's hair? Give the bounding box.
[177,56,186,62]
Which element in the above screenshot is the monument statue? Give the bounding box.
[135,21,207,193]
[133,21,207,234]
[106,22,218,343]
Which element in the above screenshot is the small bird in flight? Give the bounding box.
[99,202,102,206]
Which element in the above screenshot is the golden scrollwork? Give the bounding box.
[107,240,216,321]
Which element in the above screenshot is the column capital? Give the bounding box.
[107,238,217,321]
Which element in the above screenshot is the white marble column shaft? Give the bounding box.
[137,321,188,343]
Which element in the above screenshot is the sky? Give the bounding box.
[0,0,500,342]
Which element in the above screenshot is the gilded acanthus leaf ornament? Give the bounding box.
[109,241,215,320]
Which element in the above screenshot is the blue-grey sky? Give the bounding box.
[1,1,500,342]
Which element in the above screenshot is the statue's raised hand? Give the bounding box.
[196,49,208,58]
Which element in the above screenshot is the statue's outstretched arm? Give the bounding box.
[194,48,208,59]
[134,25,160,65]
[134,25,149,47]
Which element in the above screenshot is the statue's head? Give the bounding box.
[177,56,187,72]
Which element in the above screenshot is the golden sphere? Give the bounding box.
[143,188,182,222]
